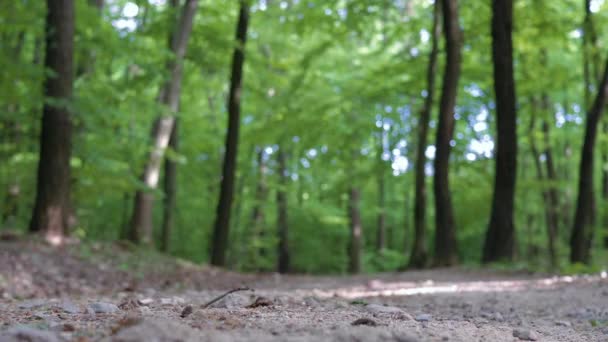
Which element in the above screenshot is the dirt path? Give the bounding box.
[1,240,607,341]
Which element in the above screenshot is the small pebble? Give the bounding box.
[415,314,432,322]
[89,302,119,314]
[513,328,539,341]
[351,318,378,326]
[180,305,193,318]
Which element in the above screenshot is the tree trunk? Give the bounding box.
[348,187,362,274]
[570,56,608,264]
[603,122,608,248]
[250,148,268,263]
[29,0,74,244]
[376,131,386,251]
[376,171,386,251]
[129,0,198,245]
[277,148,290,274]
[432,0,461,267]
[483,0,517,263]
[528,97,557,268]
[409,0,440,269]
[543,120,560,266]
[210,0,250,266]
[160,119,179,253]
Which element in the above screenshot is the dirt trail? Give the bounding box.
[1,240,607,341]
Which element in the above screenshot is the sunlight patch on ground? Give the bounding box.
[309,273,606,300]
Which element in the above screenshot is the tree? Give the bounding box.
[409,0,440,269]
[433,0,462,267]
[249,148,269,265]
[528,95,558,268]
[29,0,75,244]
[277,147,290,273]
[348,187,362,274]
[129,0,198,244]
[570,56,608,264]
[482,0,518,263]
[210,0,250,266]
[160,119,179,253]
[375,128,387,251]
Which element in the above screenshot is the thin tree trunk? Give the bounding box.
[129,0,198,245]
[348,187,362,274]
[376,170,386,251]
[528,97,557,268]
[30,0,75,243]
[409,0,440,269]
[570,56,608,264]
[277,147,290,274]
[227,145,255,269]
[433,0,462,267]
[250,148,268,264]
[376,131,386,251]
[541,95,561,242]
[483,0,518,263]
[210,0,250,266]
[160,119,179,253]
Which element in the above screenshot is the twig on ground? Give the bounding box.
[202,287,252,308]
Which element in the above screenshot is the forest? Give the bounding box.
[3,0,608,341]
[3,0,608,274]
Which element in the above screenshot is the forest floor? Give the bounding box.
[1,238,607,341]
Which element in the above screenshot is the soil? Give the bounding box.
[1,239,607,341]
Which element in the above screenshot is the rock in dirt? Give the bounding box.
[366,304,402,314]
[333,327,419,342]
[159,296,185,305]
[247,296,273,308]
[1,325,60,342]
[180,305,193,318]
[351,318,378,326]
[513,328,539,341]
[137,298,154,306]
[207,293,249,309]
[106,318,231,342]
[18,299,47,310]
[89,302,120,314]
[365,304,412,320]
[415,314,432,322]
[56,301,80,314]
[555,320,571,327]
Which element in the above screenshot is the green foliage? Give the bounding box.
[2,0,608,274]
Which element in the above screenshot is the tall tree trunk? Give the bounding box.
[129,0,198,245]
[409,0,440,269]
[29,0,74,244]
[376,131,386,251]
[376,170,386,251]
[570,56,608,264]
[433,0,462,267]
[582,0,600,225]
[160,119,179,253]
[528,97,557,268]
[483,0,517,263]
[541,95,561,242]
[210,0,250,266]
[250,148,268,264]
[603,123,608,248]
[348,187,362,274]
[277,148,290,274]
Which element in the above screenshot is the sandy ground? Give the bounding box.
[1,239,607,341]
